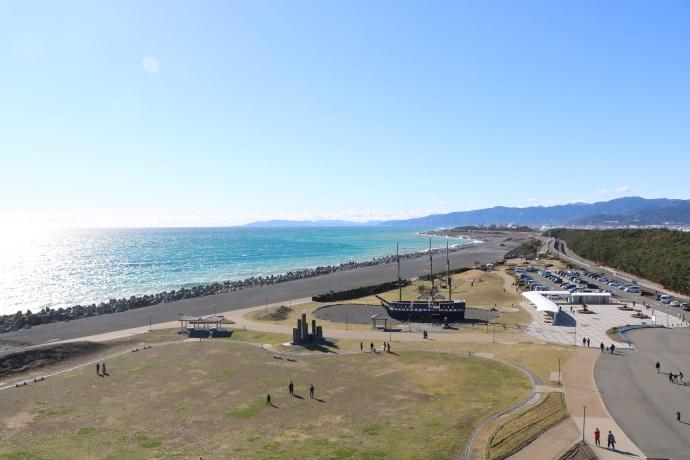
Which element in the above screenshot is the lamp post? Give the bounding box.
[582,405,587,444]
[149,313,152,331]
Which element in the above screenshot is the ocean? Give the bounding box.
[0,227,473,316]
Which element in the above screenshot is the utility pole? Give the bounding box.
[582,406,587,444]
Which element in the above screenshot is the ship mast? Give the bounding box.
[429,239,433,301]
[447,241,451,301]
[397,243,402,301]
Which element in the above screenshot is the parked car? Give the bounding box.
[670,301,682,307]
[659,295,674,303]
[619,284,632,290]
[548,294,563,300]
[601,289,615,295]
[607,281,622,287]
[598,277,610,283]
[625,286,641,293]
[587,283,599,289]
[682,303,690,311]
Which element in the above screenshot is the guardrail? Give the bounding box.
[618,324,666,346]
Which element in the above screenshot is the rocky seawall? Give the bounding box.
[0,243,478,335]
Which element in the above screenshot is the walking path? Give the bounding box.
[42,265,651,459]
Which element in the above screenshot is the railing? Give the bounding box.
[618,324,666,346]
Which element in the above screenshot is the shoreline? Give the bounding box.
[0,240,479,333]
[0,232,531,349]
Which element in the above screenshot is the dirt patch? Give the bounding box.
[0,342,111,377]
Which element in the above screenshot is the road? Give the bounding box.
[594,327,690,459]
[0,238,515,349]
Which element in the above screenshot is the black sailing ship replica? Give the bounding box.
[376,241,466,322]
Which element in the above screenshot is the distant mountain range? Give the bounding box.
[242,197,690,228]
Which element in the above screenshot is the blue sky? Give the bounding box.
[1,1,689,228]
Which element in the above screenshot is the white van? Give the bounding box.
[659,294,673,303]
[625,286,641,294]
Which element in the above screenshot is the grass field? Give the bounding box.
[247,269,533,332]
[0,340,531,460]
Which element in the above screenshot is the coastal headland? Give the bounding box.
[0,232,528,349]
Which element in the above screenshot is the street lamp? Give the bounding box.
[582,405,587,444]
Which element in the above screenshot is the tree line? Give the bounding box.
[548,228,690,295]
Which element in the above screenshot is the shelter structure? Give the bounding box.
[569,292,611,304]
[371,313,389,330]
[522,291,566,324]
[178,314,229,338]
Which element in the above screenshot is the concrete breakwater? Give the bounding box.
[0,244,476,335]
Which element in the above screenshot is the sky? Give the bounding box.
[1,1,689,228]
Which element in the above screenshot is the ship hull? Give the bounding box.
[383,300,466,322]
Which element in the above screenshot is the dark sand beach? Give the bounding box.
[0,233,526,349]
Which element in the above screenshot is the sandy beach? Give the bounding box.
[0,233,528,349]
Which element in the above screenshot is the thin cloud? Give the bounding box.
[432,198,447,206]
[597,189,608,196]
[614,186,630,194]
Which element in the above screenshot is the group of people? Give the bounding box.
[598,342,615,354]
[362,341,391,353]
[593,428,616,449]
[95,362,107,375]
[268,381,315,405]
[657,361,684,383]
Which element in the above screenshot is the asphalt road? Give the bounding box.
[594,327,690,459]
[0,237,517,349]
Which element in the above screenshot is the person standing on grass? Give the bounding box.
[594,428,600,446]
[96,363,100,375]
[266,393,271,405]
[288,381,294,396]
[607,431,616,450]
[360,342,363,352]
[102,363,106,375]
[309,384,314,398]
[677,411,681,422]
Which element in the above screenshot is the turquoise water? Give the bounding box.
[0,227,473,316]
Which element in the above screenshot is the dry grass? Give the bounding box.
[486,392,569,460]
[246,269,532,331]
[0,340,531,460]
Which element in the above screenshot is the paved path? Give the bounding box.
[523,300,681,348]
[0,241,513,349]
[595,327,690,459]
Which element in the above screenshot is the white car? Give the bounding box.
[670,301,682,307]
[660,295,674,303]
[624,286,641,293]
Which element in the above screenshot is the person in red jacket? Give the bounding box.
[594,428,600,446]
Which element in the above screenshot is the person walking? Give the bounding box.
[360,342,363,352]
[583,337,586,347]
[610,344,615,354]
[387,343,391,353]
[96,363,100,375]
[587,338,590,347]
[594,428,601,446]
[656,362,661,373]
[266,393,271,405]
[288,381,294,395]
[680,371,684,381]
[607,431,616,450]
[600,342,604,352]
[677,410,681,422]
[102,363,106,375]
[309,384,314,398]
[370,343,374,352]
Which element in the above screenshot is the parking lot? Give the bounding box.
[520,266,687,347]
